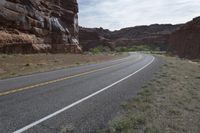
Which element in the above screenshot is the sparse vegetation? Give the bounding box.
[89,46,111,54]
[60,124,74,133]
[88,44,162,54]
[100,55,200,133]
[0,53,125,79]
[115,45,153,52]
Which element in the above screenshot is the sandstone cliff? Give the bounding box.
[110,24,181,50]
[79,27,113,51]
[0,0,81,53]
[169,17,200,59]
[79,24,181,51]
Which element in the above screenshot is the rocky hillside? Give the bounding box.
[169,17,200,59]
[79,27,113,51]
[0,0,81,53]
[79,24,181,51]
[111,24,181,39]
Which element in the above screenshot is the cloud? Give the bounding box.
[78,0,200,30]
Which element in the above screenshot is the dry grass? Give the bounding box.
[0,53,124,79]
[101,55,200,133]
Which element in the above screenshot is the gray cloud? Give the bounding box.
[78,0,200,30]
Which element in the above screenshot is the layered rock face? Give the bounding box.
[110,24,181,50]
[79,27,113,51]
[79,24,181,51]
[80,19,200,59]
[0,0,81,53]
[169,17,200,59]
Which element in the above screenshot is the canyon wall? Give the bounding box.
[0,0,199,59]
[169,17,200,59]
[80,19,200,59]
[0,0,81,53]
[110,24,181,50]
[79,24,181,51]
[79,27,113,51]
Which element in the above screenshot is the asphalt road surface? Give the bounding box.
[0,52,162,133]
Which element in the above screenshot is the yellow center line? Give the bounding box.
[0,55,143,97]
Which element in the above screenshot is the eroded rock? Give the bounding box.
[0,0,81,53]
[79,24,181,51]
[169,17,200,59]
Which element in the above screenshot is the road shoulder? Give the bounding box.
[0,53,125,79]
[100,55,200,133]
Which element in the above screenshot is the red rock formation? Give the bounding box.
[169,17,200,59]
[79,24,181,51]
[0,0,81,53]
[79,27,113,51]
[110,24,181,50]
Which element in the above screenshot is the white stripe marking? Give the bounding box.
[14,56,155,133]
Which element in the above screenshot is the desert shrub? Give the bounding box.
[89,46,111,54]
[115,45,152,52]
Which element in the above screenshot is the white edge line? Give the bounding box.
[13,56,155,133]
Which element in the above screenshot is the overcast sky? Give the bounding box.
[77,0,200,30]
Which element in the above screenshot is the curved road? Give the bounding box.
[0,53,162,133]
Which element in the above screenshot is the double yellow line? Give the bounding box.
[0,55,142,97]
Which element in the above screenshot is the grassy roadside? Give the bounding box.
[0,53,125,79]
[100,55,200,133]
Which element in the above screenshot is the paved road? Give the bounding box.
[0,53,162,133]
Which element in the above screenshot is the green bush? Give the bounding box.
[88,44,162,54]
[115,45,152,52]
[89,46,111,54]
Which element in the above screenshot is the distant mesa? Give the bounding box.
[79,24,182,52]
[79,17,200,59]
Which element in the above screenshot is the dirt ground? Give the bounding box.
[0,53,124,79]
